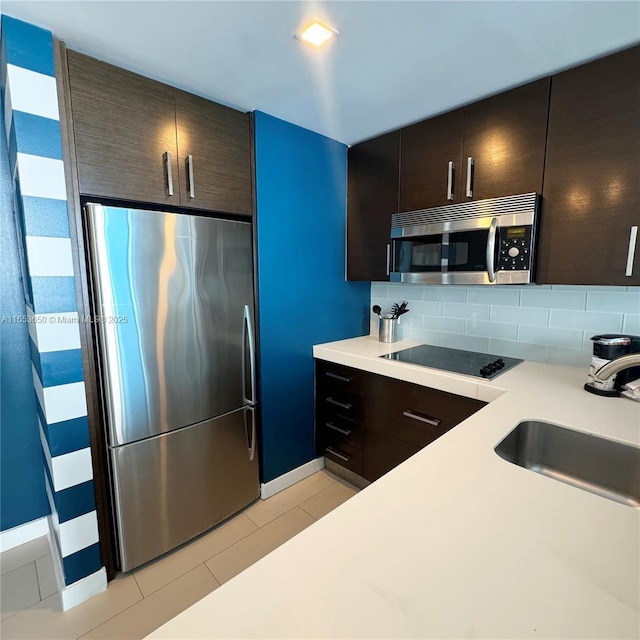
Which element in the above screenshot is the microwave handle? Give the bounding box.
[486,217,498,283]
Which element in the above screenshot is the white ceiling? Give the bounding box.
[3,1,639,145]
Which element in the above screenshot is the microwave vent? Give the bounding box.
[391,193,539,229]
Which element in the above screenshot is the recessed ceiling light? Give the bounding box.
[298,21,336,47]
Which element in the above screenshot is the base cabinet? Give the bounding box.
[315,360,486,482]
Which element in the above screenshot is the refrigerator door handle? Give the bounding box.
[243,304,257,405]
[244,406,257,461]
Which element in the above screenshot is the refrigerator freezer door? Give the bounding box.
[85,204,255,446]
[111,407,259,571]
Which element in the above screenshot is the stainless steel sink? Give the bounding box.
[495,421,640,508]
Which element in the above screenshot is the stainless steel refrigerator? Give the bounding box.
[85,203,259,571]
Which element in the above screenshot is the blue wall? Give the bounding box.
[0,102,50,531]
[254,111,369,483]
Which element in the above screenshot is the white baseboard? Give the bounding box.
[260,457,325,500]
[60,567,107,611]
[45,516,106,610]
[0,517,49,553]
[46,516,66,602]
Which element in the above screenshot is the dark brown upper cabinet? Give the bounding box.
[460,78,550,202]
[537,46,640,286]
[67,51,252,216]
[399,78,550,211]
[347,131,400,281]
[67,50,179,207]
[174,91,252,214]
[399,109,464,211]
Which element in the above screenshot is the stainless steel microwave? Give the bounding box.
[389,193,540,285]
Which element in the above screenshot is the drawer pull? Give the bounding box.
[403,410,441,427]
[326,372,351,383]
[326,397,352,410]
[326,422,352,436]
[326,447,350,462]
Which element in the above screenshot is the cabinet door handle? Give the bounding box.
[403,410,441,427]
[465,156,474,198]
[446,161,454,201]
[386,244,391,277]
[326,372,351,383]
[486,217,498,283]
[186,155,195,198]
[326,397,352,410]
[625,226,638,277]
[326,447,350,462]
[326,422,352,436]
[163,151,174,196]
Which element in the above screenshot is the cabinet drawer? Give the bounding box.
[323,439,363,476]
[364,431,419,482]
[315,360,369,395]
[316,387,364,424]
[317,413,363,450]
[368,376,485,448]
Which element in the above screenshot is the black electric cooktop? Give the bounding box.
[380,344,523,380]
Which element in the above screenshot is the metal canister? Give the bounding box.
[379,316,398,343]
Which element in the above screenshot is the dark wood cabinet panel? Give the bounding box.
[395,79,550,212]
[315,360,370,396]
[174,91,252,216]
[461,78,550,201]
[67,51,253,215]
[399,109,464,211]
[537,46,640,285]
[316,386,365,425]
[315,360,366,472]
[367,375,486,449]
[364,432,418,482]
[67,51,179,205]
[317,411,363,450]
[324,439,364,476]
[347,132,400,281]
[314,360,486,483]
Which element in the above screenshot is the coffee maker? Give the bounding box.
[584,334,640,396]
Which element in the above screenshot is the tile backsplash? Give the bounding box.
[370,283,640,368]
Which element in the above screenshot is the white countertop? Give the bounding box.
[150,336,640,639]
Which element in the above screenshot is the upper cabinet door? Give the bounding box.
[67,51,179,205]
[537,46,640,286]
[399,109,464,211]
[347,132,400,281]
[400,109,464,211]
[461,78,550,202]
[174,91,252,216]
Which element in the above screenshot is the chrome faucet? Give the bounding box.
[593,353,640,385]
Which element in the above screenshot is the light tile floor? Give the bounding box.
[0,470,357,640]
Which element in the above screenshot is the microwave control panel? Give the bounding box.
[498,226,533,272]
